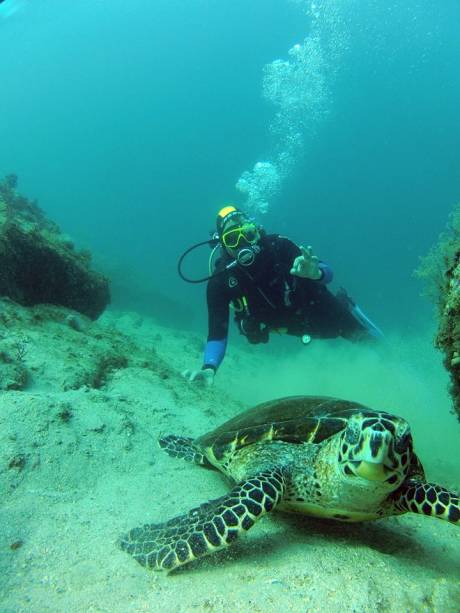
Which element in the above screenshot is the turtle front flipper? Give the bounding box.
[392,480,460,524]
[159,434,210,466]
[119,468,287,572]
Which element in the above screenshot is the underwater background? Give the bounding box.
[1,2,460,612]
[1,0,460,333]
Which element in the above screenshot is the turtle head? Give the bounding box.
[338,413,413,486]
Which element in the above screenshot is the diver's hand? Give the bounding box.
[182,367,215,387]
[290,245,322,280]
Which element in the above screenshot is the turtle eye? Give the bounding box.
[394,432,412,454]
[344,425,359,445]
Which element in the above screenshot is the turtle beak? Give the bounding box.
[355,461,387,481]
[351,430,395,482]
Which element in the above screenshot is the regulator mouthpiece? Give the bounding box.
[237,245,260,267]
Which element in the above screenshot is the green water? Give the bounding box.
[0,1,459,610]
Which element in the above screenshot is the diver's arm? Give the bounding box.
[183,280,229,385]
[203,338,228,371]
[317,261,333,284]
[203,276,230,372]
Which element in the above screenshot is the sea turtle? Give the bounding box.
[119,395,459,572]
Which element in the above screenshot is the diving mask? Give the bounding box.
[221,223,259,249]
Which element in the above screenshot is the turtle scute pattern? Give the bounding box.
[393,481,460,524]
[119,395,460,573]
[119,468,287,571]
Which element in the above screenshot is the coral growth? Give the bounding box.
[417,204,460,420]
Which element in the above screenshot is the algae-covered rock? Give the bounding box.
[0,174,110,319]
[437,255,460,417]
[417,204,460,420]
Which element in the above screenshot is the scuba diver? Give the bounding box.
[180,205,383,386]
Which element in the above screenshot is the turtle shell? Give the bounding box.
[196,395,384,463]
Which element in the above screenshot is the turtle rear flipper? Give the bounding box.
[119,468,287,572]
[159,434,210,466]
[393,481,460,524]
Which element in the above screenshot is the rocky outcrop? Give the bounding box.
[0,298,175,393]
[417,204,460,420]
[0,174,110,319]
[436,250,460,418]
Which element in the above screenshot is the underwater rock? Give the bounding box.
[0,175,110,319]
[436,253,460,419]
[417,204,460,420]
[0,298,184,394]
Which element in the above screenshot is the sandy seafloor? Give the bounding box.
[0,298,459,613]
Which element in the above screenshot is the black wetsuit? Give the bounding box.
[205,234,369,364]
